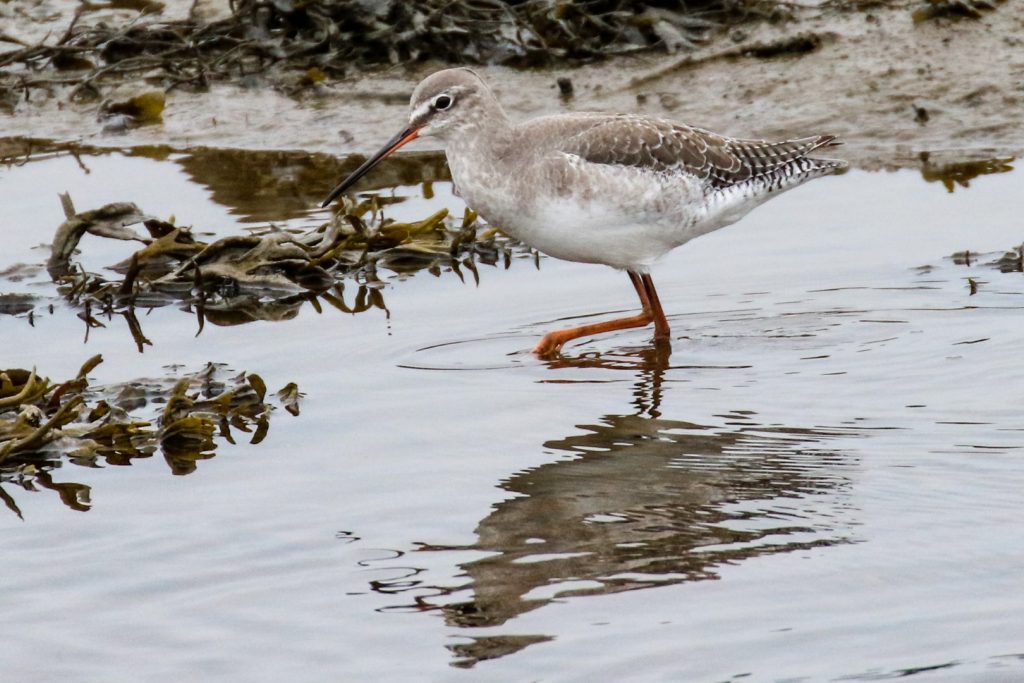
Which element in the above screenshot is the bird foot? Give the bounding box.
[533,331,569,358]
[532,312,663,358]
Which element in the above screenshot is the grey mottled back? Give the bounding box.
[542,115,845,193]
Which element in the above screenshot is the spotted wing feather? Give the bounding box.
[559,116,843,191]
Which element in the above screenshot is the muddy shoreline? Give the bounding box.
[3,4,1023,170]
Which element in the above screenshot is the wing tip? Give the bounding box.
[815,134,844,148]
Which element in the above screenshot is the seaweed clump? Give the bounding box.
[0,0,782,101]
[42,191,530,346]
[0,356,299,517]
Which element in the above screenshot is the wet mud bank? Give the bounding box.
[2,3,1023,169]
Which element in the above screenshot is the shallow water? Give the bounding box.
[1,142,1023,682]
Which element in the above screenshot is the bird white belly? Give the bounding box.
[502,197,679,271]
[451,148,709,271]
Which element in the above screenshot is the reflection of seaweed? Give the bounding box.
[364,350,859,668]
[0,139,450,213]
[0,356,298,517]
[919,153,1015,192]
[177,147,451,222]
[993,246,1024,273]
[950,245,1024,274]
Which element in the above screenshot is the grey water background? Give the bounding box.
[2,146,1023,681]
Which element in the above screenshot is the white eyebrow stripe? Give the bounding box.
[411,101,433,123]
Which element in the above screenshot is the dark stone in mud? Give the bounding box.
[739,32,821,59]
[912,0,1004,23]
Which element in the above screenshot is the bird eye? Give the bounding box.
[433,95,453,111]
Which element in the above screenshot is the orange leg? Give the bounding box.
[630,271,651,310]
[642,273,671,340]
[533,271,672,356]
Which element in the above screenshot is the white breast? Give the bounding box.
[464,152,710,269]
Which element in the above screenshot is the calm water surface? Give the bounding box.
[1,144,1023,682]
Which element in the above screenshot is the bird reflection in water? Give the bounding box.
[372,345,859,668]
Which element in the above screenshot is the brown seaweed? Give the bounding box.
[0,1,785,102]
[39,189,532,347]
[0,355,299,516]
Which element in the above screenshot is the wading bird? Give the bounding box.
[323,69,846,356]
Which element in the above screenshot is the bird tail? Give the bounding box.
[727,133,848,186]
[698,133,849,236]
[805,134,849,175]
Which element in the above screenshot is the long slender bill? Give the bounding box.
[321,126,421,207]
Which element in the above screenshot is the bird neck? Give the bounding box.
[447,111,514,161]
[442,114,519,227]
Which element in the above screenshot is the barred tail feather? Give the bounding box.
[700,140,847,234]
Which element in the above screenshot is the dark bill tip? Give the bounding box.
[321,126,421,208]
